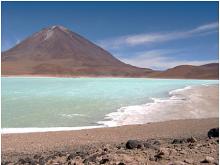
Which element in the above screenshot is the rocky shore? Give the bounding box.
[1,119,219,165]
[2,128,219,165]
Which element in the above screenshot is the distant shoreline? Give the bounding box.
[1,75,219,80]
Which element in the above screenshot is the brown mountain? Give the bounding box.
[1,25,218,79]
[149,63,219,79]
[1,25,152,77]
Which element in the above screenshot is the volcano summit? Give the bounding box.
[2,25,152,77]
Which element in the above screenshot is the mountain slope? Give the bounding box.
[2,25,152,77]
[148,63,219,79]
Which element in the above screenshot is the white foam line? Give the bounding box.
[96,85,199,127]
[1,125,105,134]
[169,85,193,95]
[202,83,218,86]
[60,113,87,118]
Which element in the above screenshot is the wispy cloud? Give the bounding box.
[119,49,218,70]
[98,22,218,49]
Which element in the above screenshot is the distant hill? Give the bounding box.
[1,25,152,77]
[148,63,219,79]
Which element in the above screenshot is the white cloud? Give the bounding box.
[98,22,218,49]
[119,49,218,70]
[190,22,219,33]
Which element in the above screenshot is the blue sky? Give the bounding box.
[1,1,219,69]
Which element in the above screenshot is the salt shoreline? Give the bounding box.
[2,75,219,80]
[98,84,219,127]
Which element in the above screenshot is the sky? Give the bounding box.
[1,1,219,70]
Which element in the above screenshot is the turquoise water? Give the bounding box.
[1,77,218,128]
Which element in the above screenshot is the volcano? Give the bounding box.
[2,25,152,77]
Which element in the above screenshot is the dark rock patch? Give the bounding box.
[172,138,186,144]
[118,163,126,165]
[100,158,109,164]
[125,140,143,149]
[208,128,219,138]
[66,153,75,161]
[201,156,215,163]
[187,136,197,143]
[153,140,161,145]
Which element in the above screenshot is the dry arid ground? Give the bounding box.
[1,118,219,165]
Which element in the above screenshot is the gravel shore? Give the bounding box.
[2,118,219,164]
